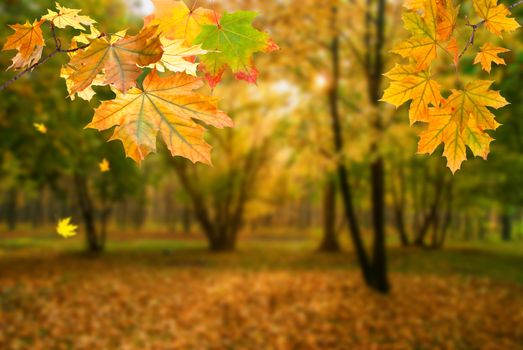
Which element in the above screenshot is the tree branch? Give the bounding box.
[459,0,523,58]
[0,49,59,92]
[0,21,103,93]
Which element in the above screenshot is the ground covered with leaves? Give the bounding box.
[0,244,523,350]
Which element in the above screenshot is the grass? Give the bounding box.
[1,231,522,285]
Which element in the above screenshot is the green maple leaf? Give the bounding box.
[194,11,270,88]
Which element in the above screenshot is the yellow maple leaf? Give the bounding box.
[99,158,110,173]
[381,64,442,125]
[42,2,96,30]
[148,0,216,44]
[73,25,102,45]
[149,38,207,75]
[33,123,47,134]
[56,217,78,238]
[473,43,510,73]
[436,0,459,41]
[446,80,508,129]
[8,45,43,70]
[446,37,459,66]
[2,20,45,62]
[392,0,438,71]
[417,107,494,173]
[87,71,233,165]
[65,26,163,95]
[473,0,520,36]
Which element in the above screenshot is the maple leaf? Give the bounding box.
[381,64,442,125]
[148,0,216,44]
[99,158,110,173]
[436,0,459,41]
[33,123,47,134]
[60,65,103,101]
[392,0,438,71]
[446,37,459,66]
[2,20,45,64]
[404,0,426,10]
[149,38,207,75]
[194,11,271,87]
[73,25,102,45]
[446,80,508,130]
[42,2,96,31]
[393,0,458,70]
[473,43,510,73]
[473,0,520,36]
[66,26,163,94]
[88,70,233,165]
[8,45,43,71]
[56,217,78,238]
[418,107,494,173]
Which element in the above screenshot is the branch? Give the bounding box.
[0,21,102,93]
[459,0,523,58]
[0,49,59,92]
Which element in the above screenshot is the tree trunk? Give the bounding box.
[370,156,389,292]
[500,213,512,241]
[182,203,192,234]
[5,188,17,231]
[327,26,373,285]
[209,229,237,252]
[390,166,410,246]
[414,173,445,247]
[318,175,341,252]
[74,174,104,253]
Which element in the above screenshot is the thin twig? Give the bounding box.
[459,0,523,58]
[0,21,102,92]
[0,49,59,92]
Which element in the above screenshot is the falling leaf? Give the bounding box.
[99,158,110,173]
[56,217,78,238]
[473,43,510,73]
[33,123,47,134]
[88,70,233,164]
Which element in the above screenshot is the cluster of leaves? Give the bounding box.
[1,253,523,349]
[1,1,277,165]
[382,0,520,173]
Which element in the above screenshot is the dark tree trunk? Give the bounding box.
[318,175,341,252]
[414,172,445,247]
[365,0,389,293]
[182,203,192,234]
[500,213,512,241]
[477,216,486,240]
[328,26,373,285]
[74,174,104,253]
[370,156,389,292]
[5,188,17,231]
[390,166,409,246]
